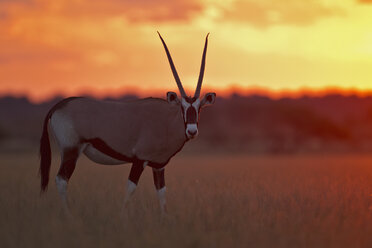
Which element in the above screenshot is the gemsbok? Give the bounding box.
[39,32,216,214]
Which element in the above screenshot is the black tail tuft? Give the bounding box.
[39,113,52,192]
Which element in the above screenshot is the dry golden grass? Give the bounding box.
[0,152,371,248]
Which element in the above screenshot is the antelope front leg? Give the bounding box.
[152,167,167,214]
[123,160,147,209]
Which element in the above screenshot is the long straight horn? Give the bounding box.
[194,33,209,98]
[157,31,187,98]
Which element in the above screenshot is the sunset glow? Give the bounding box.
[1,0,372,102]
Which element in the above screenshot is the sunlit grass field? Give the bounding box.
[1,152,371,248]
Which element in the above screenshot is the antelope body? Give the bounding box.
[39,33,215,214]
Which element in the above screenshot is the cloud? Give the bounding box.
[221,0,343,28]
[0,0,204,23]
[108,0,204,23]
[0,0,206,79]
[0,0,33,3]
[0,11,7,20]
[358,0,372,3]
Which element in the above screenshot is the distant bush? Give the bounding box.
[0,124,7,141]
[366,106,372,123]
[275,105,350,140]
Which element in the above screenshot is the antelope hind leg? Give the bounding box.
[55,146,82,215]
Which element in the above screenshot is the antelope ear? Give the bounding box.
[167,91,180,104]
[201,92,216,108]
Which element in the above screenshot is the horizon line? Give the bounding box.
[2,85,372,104]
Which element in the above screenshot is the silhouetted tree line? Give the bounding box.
[1,94,372,153]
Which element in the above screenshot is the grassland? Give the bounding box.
[0,152,371,248]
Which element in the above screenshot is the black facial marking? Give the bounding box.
[153,168,165,190]
[185,97,197,104]
[57,147,79,180]
[182,97,199,125]
[186,106,197,123]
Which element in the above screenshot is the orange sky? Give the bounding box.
[1,0,372,102]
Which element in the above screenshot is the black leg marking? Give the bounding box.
[152,168,165,190]
[57,147,79,181]
[128,160,145,185]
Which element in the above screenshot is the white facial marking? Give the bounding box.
[181,98,201,139]
[192,98,200,109]
[181,98,191,117]
[192,98,200,121]
[186,123,198,139]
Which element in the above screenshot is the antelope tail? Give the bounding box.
[39,97,81,192]
[39,109,52,192]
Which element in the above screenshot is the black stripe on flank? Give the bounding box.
[81,137,187,169]
[81,138,136,163]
